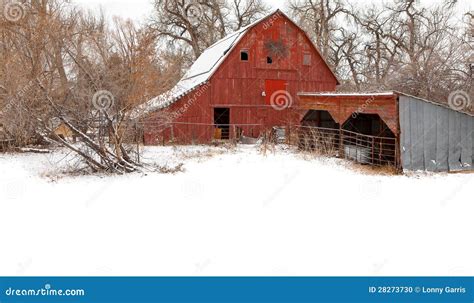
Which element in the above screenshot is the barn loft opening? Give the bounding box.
[301,110,339,129]
[214,108,230,140]
[267,56,273,64]
[240,50,249,61]
[342,113,394,138]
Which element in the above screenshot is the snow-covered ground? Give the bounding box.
[0,145,473,276]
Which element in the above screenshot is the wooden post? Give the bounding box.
[232,125,236,144]
[170,125,174,143]
[339,127,344,158]
[395,138,398,168]
[287,125,291,145]
[379,140,382,163]
[372,137,375,165]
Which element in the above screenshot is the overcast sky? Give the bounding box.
[74,0,472,24]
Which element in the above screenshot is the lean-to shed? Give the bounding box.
[298,91,474,172]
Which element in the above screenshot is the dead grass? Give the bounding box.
[173,145,235,161]
[348,162,401,176]
[154,163,185,174]
[42,166,107,181]
[448,170,474,175]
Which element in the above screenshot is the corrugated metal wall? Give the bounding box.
[399,95,474,172]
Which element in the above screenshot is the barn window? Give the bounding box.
[303,53,312,66]
[240,50,249,61]
[267,56,273,64]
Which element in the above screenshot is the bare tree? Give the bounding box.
[150,0,268,59]
[382,0,471,104]
[2,0,472,166]
[0,0,176,173]
[289,0,347,64]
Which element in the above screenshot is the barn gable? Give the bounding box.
[139,9,338,116]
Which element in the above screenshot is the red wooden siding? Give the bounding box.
[264,80,287,105]
[297,94,400,135]
[143,11,339,145]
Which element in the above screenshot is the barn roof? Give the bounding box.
[299,92,396,97]
[137,9,339,117]
[137,23,249,116]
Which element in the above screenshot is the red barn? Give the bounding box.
[140,9,339,144]
[137,9,474,172]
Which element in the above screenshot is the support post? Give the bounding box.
[339,126,344,158]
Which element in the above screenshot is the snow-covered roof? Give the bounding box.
[298,92,396,97]
[143,31,245,109]
[136,11,278,118]
[136,9,339,118]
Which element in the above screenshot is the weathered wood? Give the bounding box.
[143,11,339,145]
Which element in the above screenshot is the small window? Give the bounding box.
[240,50,249,61]
[303,53,312,66]
[267,56,273,64]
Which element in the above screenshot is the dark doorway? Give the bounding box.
[301,110,339,129]
[342,113,394,138]
[342,113,397,166]
[214,108,230,140]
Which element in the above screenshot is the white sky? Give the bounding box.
[74,0,472,24]
[73,0,286,23]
